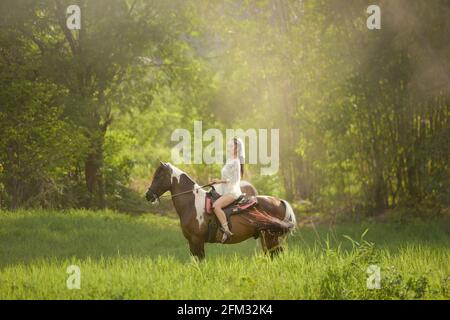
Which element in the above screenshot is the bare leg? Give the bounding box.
[213,194,236,242]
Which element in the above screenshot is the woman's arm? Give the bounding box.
[228,159,240,185]
[208,178,228,184]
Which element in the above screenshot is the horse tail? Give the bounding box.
[245,207,294,235]
[281,199,296,231]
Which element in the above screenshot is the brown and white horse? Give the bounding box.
[145,162,296,260]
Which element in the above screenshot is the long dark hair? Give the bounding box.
[233,137,244,177]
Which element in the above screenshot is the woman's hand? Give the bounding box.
[209,178,220,185]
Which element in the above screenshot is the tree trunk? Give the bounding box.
[84,131,106,209]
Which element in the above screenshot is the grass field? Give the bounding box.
[0,209,449,299]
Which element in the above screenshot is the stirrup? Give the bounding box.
[221,231,234,243]
[221,232,229,243]
[220,223,233,243]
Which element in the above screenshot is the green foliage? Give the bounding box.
[0,78,87,208]
[103,130,135,201]
[251,174,285,198]
[0,0,448,215]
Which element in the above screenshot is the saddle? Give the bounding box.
[205,187,258,216]
[205,186,258,243]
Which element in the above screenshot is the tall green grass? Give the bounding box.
[0,209,448,299]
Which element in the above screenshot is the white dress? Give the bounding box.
[217,158,242,200]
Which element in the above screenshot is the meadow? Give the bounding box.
[0,209,448,300]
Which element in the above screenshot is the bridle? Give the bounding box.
[147,182,214,203]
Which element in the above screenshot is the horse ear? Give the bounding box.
[160,161,167,167]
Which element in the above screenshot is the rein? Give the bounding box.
[151,182,214,202]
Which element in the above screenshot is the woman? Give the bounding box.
[209,137,242,243]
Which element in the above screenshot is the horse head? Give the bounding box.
[145,161,174,203]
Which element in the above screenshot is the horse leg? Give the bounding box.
[188,236,205,261]
[261,231,284,259]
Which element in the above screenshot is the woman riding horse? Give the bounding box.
[208,137,243,243]
[145,146,296,260]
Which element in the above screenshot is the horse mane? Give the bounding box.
[167,163,198,186]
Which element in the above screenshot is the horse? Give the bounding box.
[145,161,296,260]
